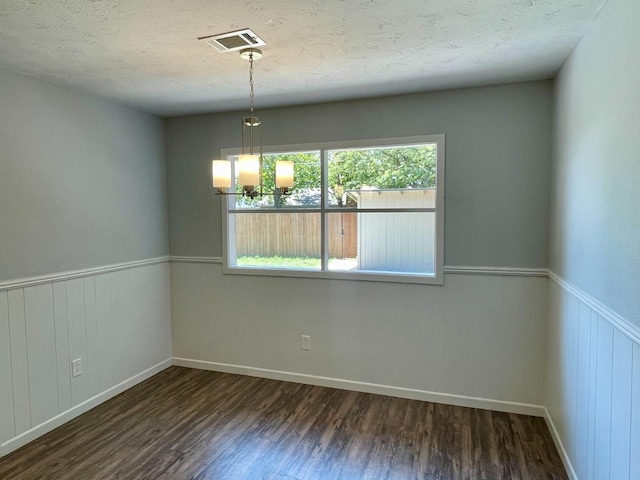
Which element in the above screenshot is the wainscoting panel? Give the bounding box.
[52,282,72,413]
[66,277,89,407]
[7,289,30,436]
[610,330,633,480]
[0,292,14,443]
[546,274,640,480]
[23,284,58,427]
[171,260,548,410]
[632,343,640,479]
[84,277,99,398]
[0,259,172,458]
[95,274,114,394]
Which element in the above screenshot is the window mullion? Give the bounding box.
[320,148,328,271]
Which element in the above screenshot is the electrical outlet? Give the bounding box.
[71,358,83,378]
[301,335,311,351]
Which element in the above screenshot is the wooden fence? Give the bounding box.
[234,212,357,258]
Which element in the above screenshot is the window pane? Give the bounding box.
[327,144,436,208]
[327,212,436,275]
[232,151,321,209]
[229,212,321,270]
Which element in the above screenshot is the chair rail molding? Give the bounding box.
[548,270,640,344]
[0,256,170,292]
[168,256,549,277]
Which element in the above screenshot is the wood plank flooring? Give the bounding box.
[0,367,568,480]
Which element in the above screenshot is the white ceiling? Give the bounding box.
[0,0,605,117]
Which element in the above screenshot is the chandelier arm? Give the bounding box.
[214,190,291,197]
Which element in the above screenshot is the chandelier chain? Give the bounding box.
[249,53,254,117]
[212,47,293,198]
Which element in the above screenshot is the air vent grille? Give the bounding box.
[200,28,266,53]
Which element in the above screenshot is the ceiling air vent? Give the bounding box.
[199,28,266,53]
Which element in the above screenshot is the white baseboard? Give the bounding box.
[543,407,578,480]
[172,357,546,417]
[0,358,173,458]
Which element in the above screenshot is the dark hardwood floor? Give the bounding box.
[0,367,567,480]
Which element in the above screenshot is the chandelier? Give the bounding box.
[212,48,294,198]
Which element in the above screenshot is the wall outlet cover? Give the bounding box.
[72,358,83,378]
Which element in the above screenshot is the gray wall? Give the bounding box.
[0,67,169,282]
[166,81,553,268]
[545,2,640,478]
[0,66,173,458]
[550,0,640,327]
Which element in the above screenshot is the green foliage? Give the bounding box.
[235,152,320,207]
[328,146,436,190]
[235,152,319,194]
[327,145,436,205]
[235,145,436,207]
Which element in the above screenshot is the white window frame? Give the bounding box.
[221,134,445,285]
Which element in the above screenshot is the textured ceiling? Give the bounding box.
[0,0,605,116]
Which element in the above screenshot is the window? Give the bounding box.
[221,135,444,284]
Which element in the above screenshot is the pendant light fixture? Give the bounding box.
[212,46,294,197]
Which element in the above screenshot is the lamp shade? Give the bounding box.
[212,160,232,188]
[238,155,260,186]
[275,161,294,188]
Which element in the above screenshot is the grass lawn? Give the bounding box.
[237,255,321,268]
[236,256,358,270]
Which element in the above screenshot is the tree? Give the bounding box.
[234,152,320,207]
[235,145,436,207]
[327,146,436,204]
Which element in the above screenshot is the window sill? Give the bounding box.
[222,264,444,285]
